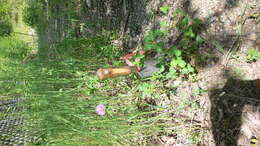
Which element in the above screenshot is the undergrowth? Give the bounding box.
[0,3,206,145]
[134,9,204,81]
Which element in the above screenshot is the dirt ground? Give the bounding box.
[147,0,260,145]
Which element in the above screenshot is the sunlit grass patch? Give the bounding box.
[0,36,31,60]
[0,36,30,97]
[19,57,169,145]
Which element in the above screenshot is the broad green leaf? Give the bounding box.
[170,68,176,73]
[187,65,195,72]
[160,6,169,14]
[158,65,165,73]
[185,27,195,38]
[190,68,195,73]
[170,59,178,67]
[177,59,186,68]
[166,70,177,79]
[173,49,182,57]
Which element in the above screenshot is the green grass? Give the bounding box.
[0,35,174,145]
[0,33,205,145]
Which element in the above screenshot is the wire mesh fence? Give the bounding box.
[0,98,36,146]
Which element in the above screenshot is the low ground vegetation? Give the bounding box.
[0,0,259,145]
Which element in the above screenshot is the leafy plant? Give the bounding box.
[143,29,165,52]
[246,48,260,62]
[135,9,203,81]
[167,49,195,80]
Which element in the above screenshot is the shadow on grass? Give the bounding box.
[209,72,260,145]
